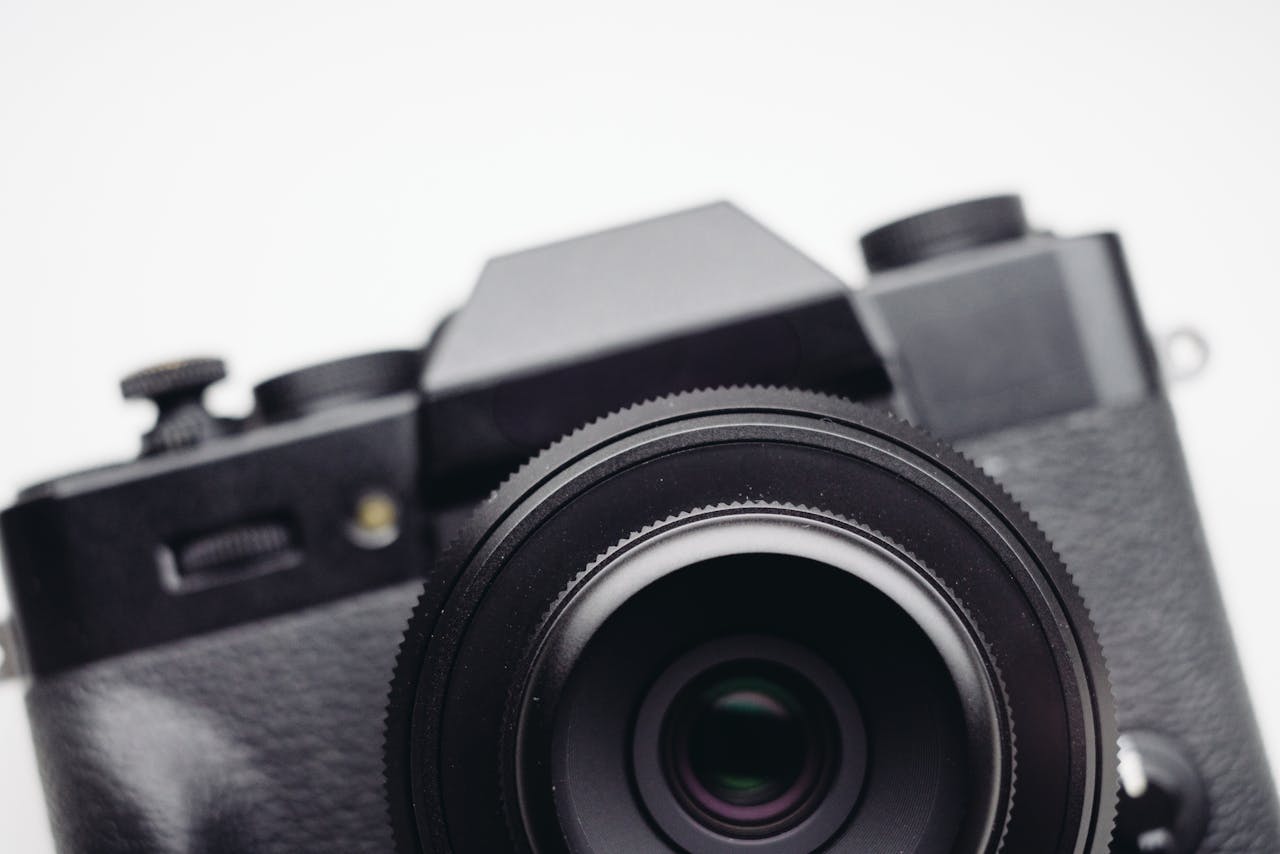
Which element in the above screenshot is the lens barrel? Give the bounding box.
[384,388,1117,854]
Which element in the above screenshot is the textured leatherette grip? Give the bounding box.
[24,581,421,854]
[959,398,1280,853]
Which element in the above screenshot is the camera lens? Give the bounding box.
[669,670,821,828]
[385,389,1117,854]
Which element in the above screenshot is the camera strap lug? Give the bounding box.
[0,619,19,680]
[1156,327,1211,384]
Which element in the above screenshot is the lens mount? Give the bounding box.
[384,388,1117,854]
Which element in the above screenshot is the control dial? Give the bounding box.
[121,357,230,455]
[859,195,1031,272]
[252,350,421,423]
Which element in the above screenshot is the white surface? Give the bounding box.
[1,2,1278,850]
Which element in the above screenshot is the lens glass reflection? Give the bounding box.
[664,664,833,835]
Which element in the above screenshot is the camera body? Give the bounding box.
[3,198,1277,853]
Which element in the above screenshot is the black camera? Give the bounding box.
[3,197,1277,853]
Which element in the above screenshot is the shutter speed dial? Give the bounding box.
[252,350,421,423]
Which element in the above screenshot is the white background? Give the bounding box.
[1,2,1278,850]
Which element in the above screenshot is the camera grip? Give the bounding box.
[23,581,420,854]
[959,398,1280,853]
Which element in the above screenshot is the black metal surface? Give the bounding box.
[421,202,890,498]
[0,393,426,675]
[858,228,1160,440]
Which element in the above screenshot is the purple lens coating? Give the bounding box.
[664,668,834,835]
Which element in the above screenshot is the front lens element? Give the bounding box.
[655,655,843,840]
[681,675,808,810]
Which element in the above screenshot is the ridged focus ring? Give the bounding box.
[383,387,1116,854]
